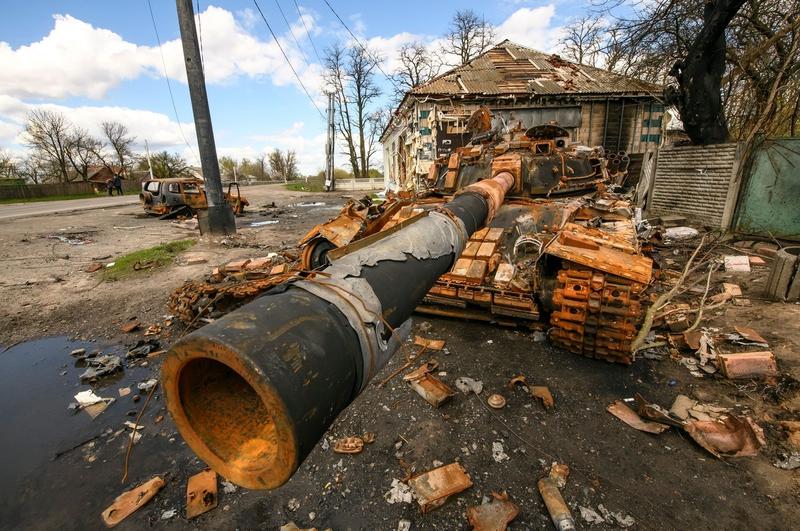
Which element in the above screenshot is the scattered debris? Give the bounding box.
[160,508,177,520]
[79,355,122,382]
[144,324,162,336]
[287,498,301,512]
[70,348,86,357]
[731,326,769,347]
[538,477,575,531]
[663,226,699,241]
[414,336,445,350]
[71,390,114,418]
[607,400,669,434]
[487,393,506,409]
[120,321,140,333]
[579,506,605,525]
[137,379,158,393]
[455,377,483,395]
[221,480,238,494]
[279,522,316,531]
[407,462,472,513]
[186,468,218,519]
[548,463,570,489]
[773,453,800,470]
[531,386,554,410]
[384,479,414,505]
[126,339,160,359]
[491,441,509,463]
[723,255,751,272]
[404,361,454,407]
[333,436,372,454]
[100,476,164,528]
[250,220,280,227]
[684,415,766,457]
[466,491,519,531]
[709,282,742,304]
[396,519,412,531]
[778,420,800,448]
[118,387,131,398]
[597,504,636,528]
[717,351,778,379]
[86,263,104,273]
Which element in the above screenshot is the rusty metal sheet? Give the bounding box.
[101,476,165,528]
[607,401,669,434]
[408,463,473,513]
[546,227,653,285]
[467,491,519,530]
[186,468,218,519]
[409,374,455,407]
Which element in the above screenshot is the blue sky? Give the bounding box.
[0,1,584,173]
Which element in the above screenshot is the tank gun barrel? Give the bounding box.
[161,172,514,489]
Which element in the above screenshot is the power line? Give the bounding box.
[251,0,325,119]
[195,0,205,68]
[272,0,311,68]
[146,0,200,164]
[292,0,322,63]
[321,0,402,93]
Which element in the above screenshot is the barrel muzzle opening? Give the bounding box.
[162,340,299,489]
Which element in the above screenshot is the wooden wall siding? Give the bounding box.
[648,143,740,228]
[577,100,657,153]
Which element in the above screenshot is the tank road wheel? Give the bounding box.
[300,238,337,270]
[549,265,646,364]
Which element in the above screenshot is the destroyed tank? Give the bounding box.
[172,117,653,364]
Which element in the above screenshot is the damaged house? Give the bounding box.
[381,40,665,191]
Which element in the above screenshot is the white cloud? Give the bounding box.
[494,5,561,52]
[247,121,327,174]
[0,7,325,101]
[0,95,198,161]
[0,15,155,99]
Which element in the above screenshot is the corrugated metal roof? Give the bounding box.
[411,41,662,97]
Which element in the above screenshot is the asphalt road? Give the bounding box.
[0,195,139,221]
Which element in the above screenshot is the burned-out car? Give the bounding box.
[139,178,248,217]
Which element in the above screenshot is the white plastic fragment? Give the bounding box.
[384,479,414,504]
[455,377,484,395]
[492,441,509,463]
[579,506,605,524]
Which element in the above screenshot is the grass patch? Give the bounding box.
[285,177,325,192]
[103,239,197,281]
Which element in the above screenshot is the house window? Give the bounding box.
[419,110,430,118]
[640,134,661,143]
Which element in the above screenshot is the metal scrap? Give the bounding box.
[407,462,473,513]
[101,476,164,528]
[466,491,519,531]
[186,469,218,519]
[684,415,766,458]
[607,400,669,434]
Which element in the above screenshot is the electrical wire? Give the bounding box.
[272,0,311,68]
[195,0,205,68]
[321,0,402,93]
[251,0,325,119]
[292,0,322,63]
[146,0,200,164]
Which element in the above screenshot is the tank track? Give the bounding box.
[549,264,646,364]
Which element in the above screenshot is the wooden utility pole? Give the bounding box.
[324,91,336,192]
[175,0,236,235]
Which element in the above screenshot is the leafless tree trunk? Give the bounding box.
[558,16,602,66]
[65,128,101,180]
[391,42,442,101]
[445,9,495,65]
[22,109,72,183]
[101,121,136,175]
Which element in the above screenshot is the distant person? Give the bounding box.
[106,178,114,196]
[113,174,123,196]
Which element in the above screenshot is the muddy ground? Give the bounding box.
[0,184,798,531]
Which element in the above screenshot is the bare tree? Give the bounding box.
[267,148,298,181]
[0,148,16,180]
[445,9,495,65]
[22,109,72,183]
[559,16,603,66]
[65,127,102,180]
[391,42,442,100]
[100,121,136,175]
[17,154,44,184]
[324,43,383,179]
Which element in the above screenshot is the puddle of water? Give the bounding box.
[0,336,152,511]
